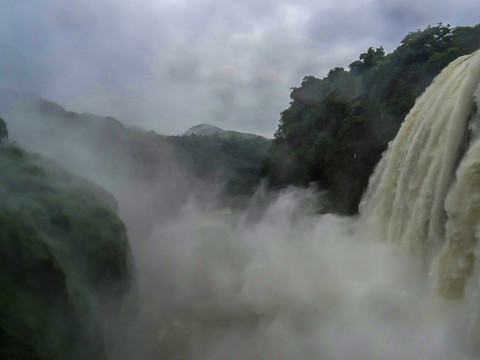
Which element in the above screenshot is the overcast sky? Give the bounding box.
[0,0,478,136]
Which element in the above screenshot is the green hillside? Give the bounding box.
[0,129,131,359]
[2,96,270,201]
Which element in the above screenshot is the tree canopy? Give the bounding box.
[264,23,480,214]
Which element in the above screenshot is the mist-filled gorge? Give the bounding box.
[2,3,480,359]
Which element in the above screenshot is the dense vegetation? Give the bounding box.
[264,23,480,214]
[0,135,131,359]
[169,134,270,196]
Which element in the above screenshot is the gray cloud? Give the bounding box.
[0,0,478,136]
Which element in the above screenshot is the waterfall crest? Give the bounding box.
[360,50,480,298]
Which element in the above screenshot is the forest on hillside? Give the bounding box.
[264,23,480,214]
[0,95,270,207]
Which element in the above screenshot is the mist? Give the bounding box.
[3,93,479,360]
[109,187,473,360]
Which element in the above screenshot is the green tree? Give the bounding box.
[0,116,8,142]
[349,47,385,76]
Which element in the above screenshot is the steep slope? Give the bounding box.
[1,93,270,200]
[0,143,131,359]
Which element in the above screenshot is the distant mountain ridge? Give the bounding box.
[0,88,126,135]
[1,92,271,199]
[183,123,268,140]
[183,123,224,136]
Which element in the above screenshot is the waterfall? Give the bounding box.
[360,50,480,298]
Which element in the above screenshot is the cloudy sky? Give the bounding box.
[0,0,478,136]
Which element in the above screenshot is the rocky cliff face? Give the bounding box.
[0,144,131,360]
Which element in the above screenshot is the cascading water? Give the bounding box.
[360,50,480,299]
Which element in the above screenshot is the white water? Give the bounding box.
[361,50,480,298]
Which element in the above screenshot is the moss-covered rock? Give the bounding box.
[0,145,131,360]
